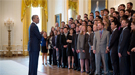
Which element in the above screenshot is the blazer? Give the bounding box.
[72,34,79,50]
[61,33,68,48]
[52,35,57,47]
[118,27,130,56]
[56,34,62,49]
[108,29,120,54]
[28,23,42,52]
[93,29,110,53]
[128,31,135,52]
[88,33,94,52]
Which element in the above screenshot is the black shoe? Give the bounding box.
[73,67,77,70]
[42,63,44,65]
[86,71,90,74]
[62,65,65,68]
[89,72,94,75]
[77,68,80,71]
[45,63,47,65]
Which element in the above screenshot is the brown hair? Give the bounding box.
[80,25,87,35]
[103,19,109,29]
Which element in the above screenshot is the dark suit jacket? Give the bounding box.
[61,34,68,48]
[108,29,120,54]
[28,23,42,52]
[52,36,57,47]
[56,34,62,49]
[128,31,135,52]
[88,33,94,52]
[118,28,130,56]
[72,34,78,50]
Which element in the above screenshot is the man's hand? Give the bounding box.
[82,50,85,53]
[127,51,130,55]
[54,46,56,49]
[72,48,74,52]
[78,50,80,53]
[118,53,122,58]
[40,31,44,34]
[105,50,109,53]
[56,48,58,51]
[93,50,96,54]
[76,50,78,53]
[63,45,67,48]
[131,47,135,52]
[91,46,93,50]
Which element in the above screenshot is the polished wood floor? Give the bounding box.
[0,56,113,75]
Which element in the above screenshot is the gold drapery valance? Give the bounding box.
[21,0,48,22]
[68,0,79,14]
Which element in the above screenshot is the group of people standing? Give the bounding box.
[28,2,135,75]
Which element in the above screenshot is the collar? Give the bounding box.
[128,17,131,20]
[32,22,37,26]
[123,27,127,30]
[99,29,104,33]
[113,28,117,32]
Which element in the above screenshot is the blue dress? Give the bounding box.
[41,37,48,53]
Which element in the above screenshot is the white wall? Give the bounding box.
[0,0,2,49]
[1,0,23,46]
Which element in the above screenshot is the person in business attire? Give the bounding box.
[41,31,48,65]
[56,28,64,68]
[88,24,98,75]
[48,31,54,65]
[127,2,135,16]
[107,21,120,75]
[118,19,130,75]
[82,26,90,74]
[61,27,68,68]
[67,28,74,69]
[52,30,58,65]
[77,25,88,73]
[28,15,43,75]
[127,21,135,75]
[72,26,80,71]
[93,22,110,75]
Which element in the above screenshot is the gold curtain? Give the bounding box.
[21,0,48,55]
[67,0,79,21]
[88,0,91,16]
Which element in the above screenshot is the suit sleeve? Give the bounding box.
[128,32,135,52]
[93,33,97,50]
[118,29,130,54]
[106,32,110,47]
[108,31,119,49]
[52,37,55,47]
[90,33,94,46]
[33,26,42,40]
[56,35,59,48]
[77,34,80,50]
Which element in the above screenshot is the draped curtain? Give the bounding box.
[67,0,79,20]
[21,0,48,55]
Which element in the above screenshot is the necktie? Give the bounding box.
[100,31,102,39]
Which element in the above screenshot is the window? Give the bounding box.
[31,7,42,32]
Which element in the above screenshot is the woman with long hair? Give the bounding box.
[41,31,48,65]
[77,25,88,73]
[48,31,54,65]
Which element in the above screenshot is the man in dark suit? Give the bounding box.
[61,27,68,68]
[28,15,43,75]
[56,28,64,68]
[118,19,130,75]
[52,30,57,65]
[107,21,120,75]
[72,26,80,70]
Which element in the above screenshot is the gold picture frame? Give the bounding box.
[55,13,62,27]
